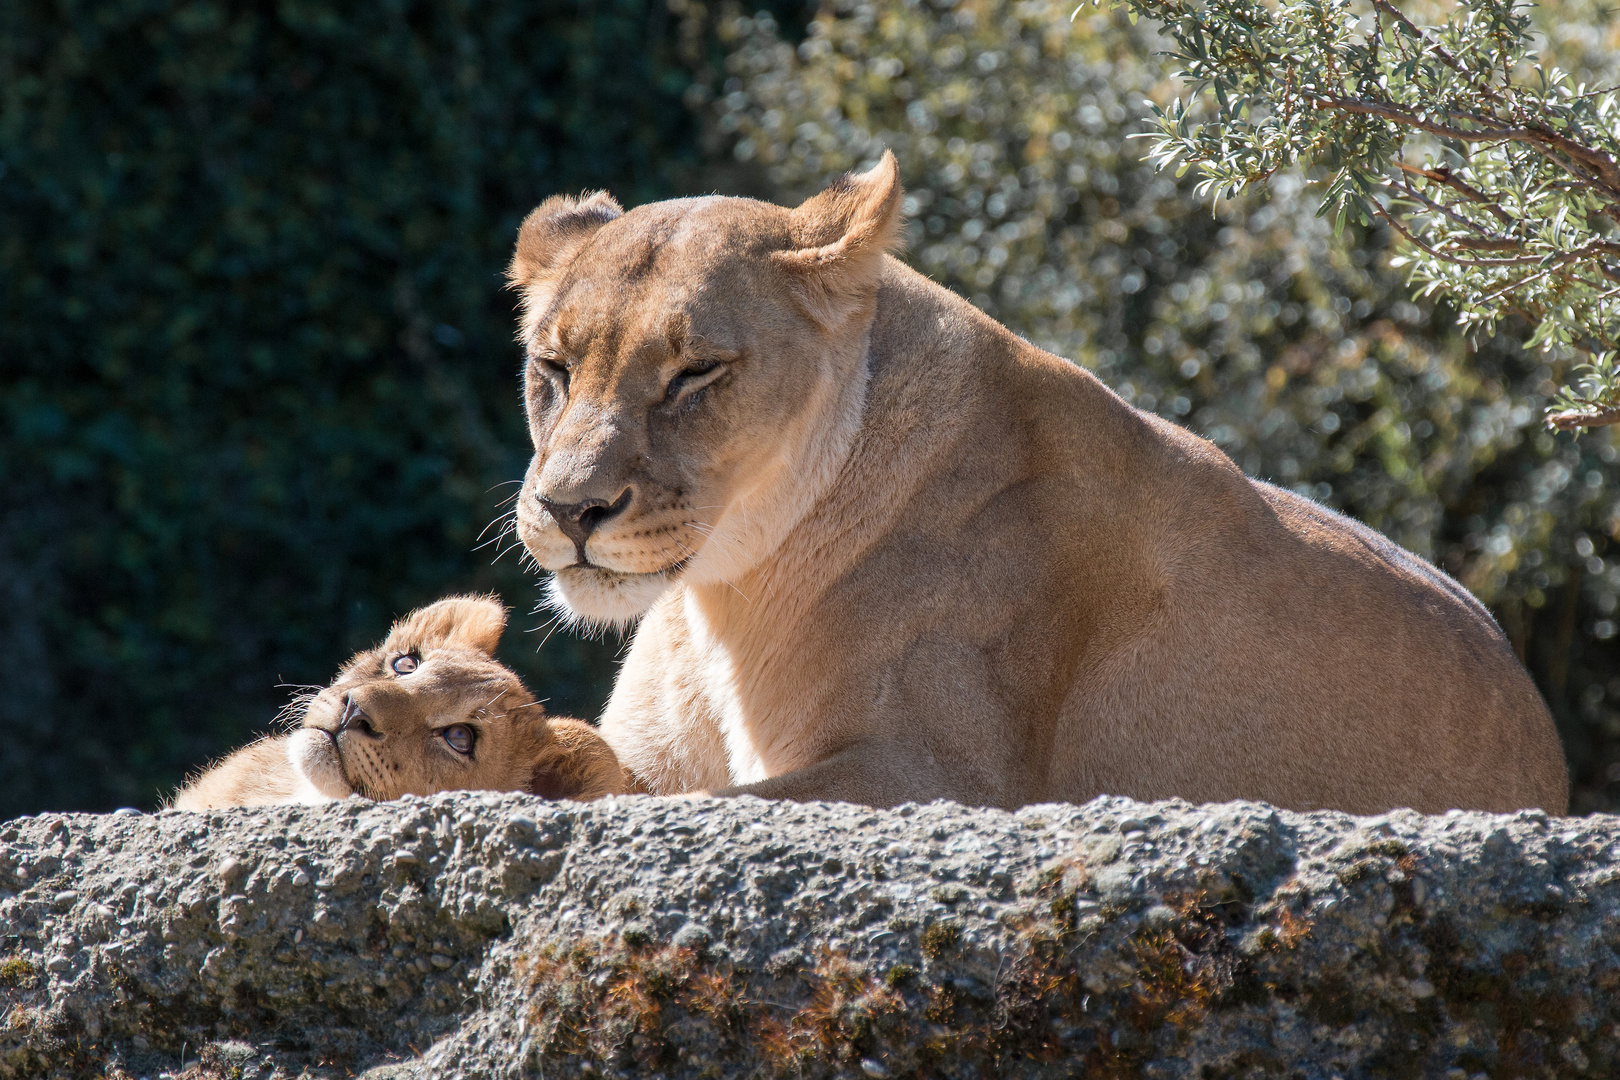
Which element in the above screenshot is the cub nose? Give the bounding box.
[541,488,632,550]
[338,696,378,738]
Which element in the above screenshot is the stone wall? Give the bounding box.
[0,793,1615,1078]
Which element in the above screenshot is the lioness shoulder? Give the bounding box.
[170,595,627,810]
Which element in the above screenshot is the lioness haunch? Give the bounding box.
[508,151,1567,815]
[171,596,627,810]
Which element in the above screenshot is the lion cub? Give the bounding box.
[172,595,627,810]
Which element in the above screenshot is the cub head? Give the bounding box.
[508,152,904,628]
[291,595,624,801]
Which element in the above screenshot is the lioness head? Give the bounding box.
[290,595,624,801]
[507,153,904,627]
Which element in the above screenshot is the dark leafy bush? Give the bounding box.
[0,0,754,813]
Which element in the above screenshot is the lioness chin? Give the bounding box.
[508,152,1567,815]
[170,595,627,810]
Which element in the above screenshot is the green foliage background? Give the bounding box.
[5,0,1619,816]
[0,0,762,815]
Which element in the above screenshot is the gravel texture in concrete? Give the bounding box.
[0,792,1615,1078]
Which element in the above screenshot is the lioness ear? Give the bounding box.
[772,150,904,328]
[507,191,623,332]
[383,594,508,656]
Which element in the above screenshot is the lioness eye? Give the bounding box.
[391,654,419,675]
[666,358,721,402]
[442,725,475,755]
[535,353,570,390]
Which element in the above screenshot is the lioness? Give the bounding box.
[507,152,1567,815]
[171,595,627,809]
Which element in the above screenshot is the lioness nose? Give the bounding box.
[541,489,632,549]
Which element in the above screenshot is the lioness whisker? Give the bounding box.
[719,576,753,603]
[474,514,514,546]
[527,613,565,654]
[490,538,529,565]
[476,513,521,550]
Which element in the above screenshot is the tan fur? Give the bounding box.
[170,596,627,810]
[509,151,1568,815]
[170,738,310,810]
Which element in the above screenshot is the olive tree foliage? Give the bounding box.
[1108,0,1620,431]
[713,0,1620,809]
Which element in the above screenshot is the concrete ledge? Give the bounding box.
[0,793,1615,1078]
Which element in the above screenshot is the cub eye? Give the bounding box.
[665,358,722,402]
[391,654,419,675]
[441,725,475,756]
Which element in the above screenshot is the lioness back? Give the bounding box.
[1019,387,1561,813]
[508,153,1566,815]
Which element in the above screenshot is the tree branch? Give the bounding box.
[1374,202,1620,269]
[1451,237,1525,251]
[1548,403,1620,430]
[1368,0,1466,77]
[1304,92,1620,195]
[1391,160,1514,226]
[1386,174,1514,241]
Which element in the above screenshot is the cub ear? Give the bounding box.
[772,150,904,329]
[527,718,630,801]
[507,191,623,331]
[383,594,508,657]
